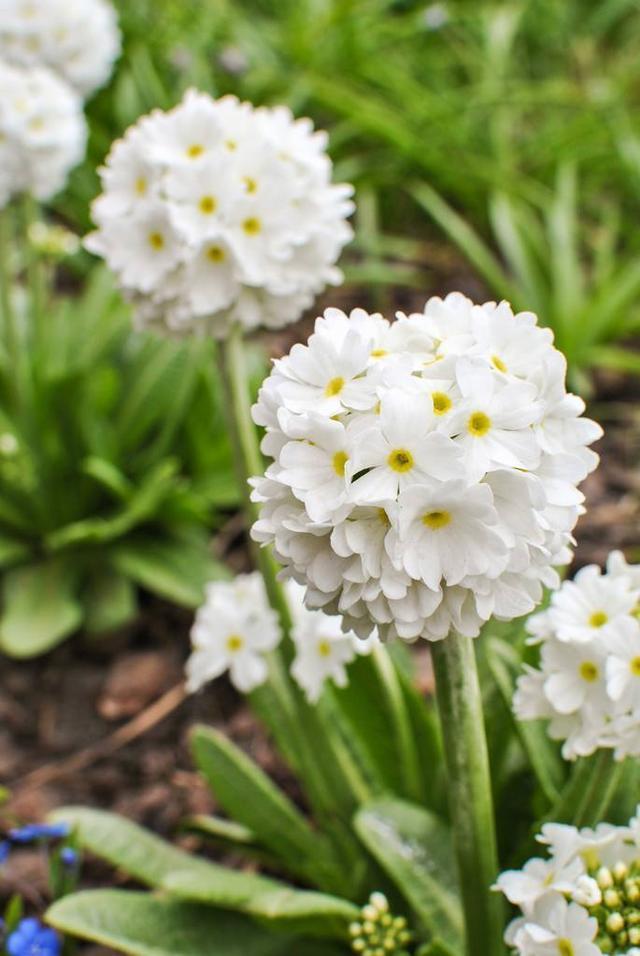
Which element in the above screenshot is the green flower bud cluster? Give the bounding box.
[588,860,640,953]
[349,892,412,956]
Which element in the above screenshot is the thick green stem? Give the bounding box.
[431,634,505,956]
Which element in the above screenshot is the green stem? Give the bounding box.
[372,643,422,802]
[20,193,46,345]
[0,206,20,407]
[568,750,622,829]
[431,634,504,956]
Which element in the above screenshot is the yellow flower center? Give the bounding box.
[243,176,258,194]
[242,217,262,235]
[324,376,345,397]
[225,139,237,151]
[186,144,204,159]
[388,449,414,473]
[468,411,491,436]
[492,355,508,373]
[589,610,608,628]
[148,231,165,251]
[226,634,244,653]
[371,349,388,358]
[317,639,332,658]
[199,195,217,215]
[332,451,348,477]
[207,245,226,263]
[134,177,147,196]
[422,510,452,530]
[630,656,640,677]
[580,661,600,683]
[557,940,574,956]
[377,508,391,528]
[432,391,452,415]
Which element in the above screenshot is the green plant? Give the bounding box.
[0,211,238,657]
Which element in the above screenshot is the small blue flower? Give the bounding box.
[6,918,61,956]
[8,824,70,844]
[59,846,77,867]
[0,840,10,864]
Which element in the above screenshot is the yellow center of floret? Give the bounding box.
[225,139,237,151]
[557,941,574,956]
[377,508,391,528]
[199,195,217,214]
[324,376,345,397]
[432,391,452,415]
[135,177,147,196]
[243,176,258,194]
[492,355,508,373]
[589,610,608,628]
[186,144,204,159]
[370,349,388,358]
[148,231,165,251]
[207,245,226,263]
[317,640,332,658]
[226,634,244,653]
[388,448,414,473]
[467,411,491,437]
[242,217,262,235]
[422,510,452,530]
[580,661,599,683]
[631,656,640,676]
[332,451,348,477]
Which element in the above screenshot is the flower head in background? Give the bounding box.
[495,809,640,955]
[86,90,354,338]
[0,60,87,207]
[0,0,120,98]
[251,295,602,643]
[514,551,640,761]
[6,918,61,956]
[186,573,374,699]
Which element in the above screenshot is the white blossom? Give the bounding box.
[0,59,86,207]
[251,295,601,643]
[0,0,120,98]
[85,90,354,338]
[514,552,640,760]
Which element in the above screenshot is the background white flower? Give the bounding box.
[251,294,601,643]
[86,90,354,338]
[0,0,121,98]
[0,60,87,207]
[495,810,640,955]
[514,551,640,761]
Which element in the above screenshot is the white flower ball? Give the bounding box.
[495,809,640,955]
[0,0,120,98]
[85,90,354,338]
[0,60,87,207]
[515,551,640,761]
[251,294,602,644]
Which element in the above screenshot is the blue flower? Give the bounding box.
[8,824,70,844]
[59,846,77,867]
[6,918,61,956]
[0,840,10,864]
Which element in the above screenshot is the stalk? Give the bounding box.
[570,749,622,829]
[0,206,20,407]
[431,633,505,956]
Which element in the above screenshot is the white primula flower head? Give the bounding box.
[514,551,640,761]
[85,90,354,338]
[0,0,121,98]
[496,810,640,955]
[186,573,282,694]
[287,581,378,703]
[251,295,602,643]
[0,59,87,207]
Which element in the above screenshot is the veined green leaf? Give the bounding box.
[111,535,224,608]
[0,559,83,657]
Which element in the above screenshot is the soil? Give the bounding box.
[1,278,640,952]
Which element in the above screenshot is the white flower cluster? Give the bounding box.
[186,573,375,701]
[0,0,120,98]
[86,90,354,338]
[514,552,640,761]
[0,60,87,207]
[251,295,602,643]
[496,809,640,955]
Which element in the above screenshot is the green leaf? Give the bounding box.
[47,890,345,956]
[0,559,83,657]
[51,808,358,939]
[111,535,224,608]
[190,726,339,889]
[355,799,463,948]
[82,565,138,634]
[0,535,30,569]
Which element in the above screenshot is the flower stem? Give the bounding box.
[431,633,505,956]
[0,206,20,408]
[571,749,623,829]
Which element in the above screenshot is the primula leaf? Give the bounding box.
[190,726,340,889]
[46,890,346,956]
[111,535,224,608]
[0,559,83,657]
[355,798,463,948]
[82,565,138,634]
